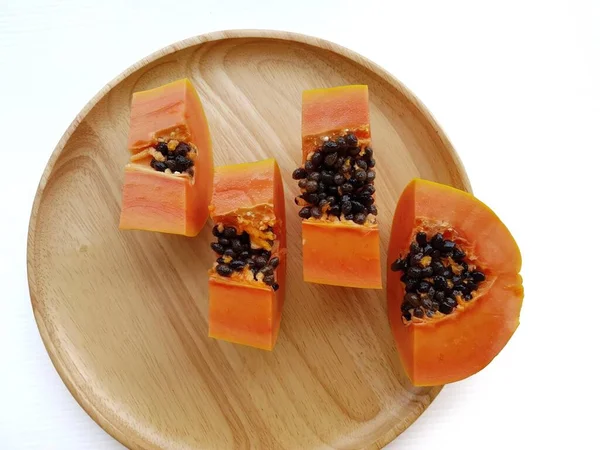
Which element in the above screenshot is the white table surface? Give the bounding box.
[1,1,599,449]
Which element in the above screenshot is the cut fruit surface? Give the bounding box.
[294,85,382,289]
[119,78,213,237]
[207,158,286,351]
[387,178,524,386]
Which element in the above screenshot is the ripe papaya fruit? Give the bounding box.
[293,85,382,289]
[207,158,286,351]
[119,78,213,237]
[387,178,524,386]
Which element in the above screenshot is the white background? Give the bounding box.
[1,0,599,449]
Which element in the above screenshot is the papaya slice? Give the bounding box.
[118,78,213,237]
[387,178,524,386]
[207,158,286,351]
[292,85,382,289]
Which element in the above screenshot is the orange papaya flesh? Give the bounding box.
[387,178,524,386]
[118,78,213,237]
[294,85,382,289]
[207,158,286,350]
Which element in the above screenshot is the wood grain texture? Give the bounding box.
[27,30,471,450]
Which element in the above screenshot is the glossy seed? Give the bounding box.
[304,160,315,172]
[358,194,374,206]
[434,291,446,302]
[344,213,354,221]
[318,199,328,209]
[421,297,434,310]
[410,252,424,266]
[308,171,321,182]
[298,179,307,189]
[216,257,225,264]
[401,302,412,313]
[472,271,486,282]
[351,201,366,214]
[298,207,311,219]
[218,237,230,247]
[391,258,405,271]
[156,142,169,156]
[305,180,318,193]
[165,160,177,172]
[354,213,366,224]
[223,249,236,258]
[223,227,237,238]
[212,225,221,236]
[174,141,190,156]
[318,181,327,193]
[453,248,466,261]
[439,302,454,314]
[333,173,345,185]
[263,274,275,285]
[404,278,418,292]
[362,185,375,196]
[323,140,338,153]
[433,276,447,290]
[446,297,458,307]
[355,169,367,182]
[416,231,428,246]
[216,264,233,277]
[210,243,225,254]
[410,242,421,255]
[324,152,338,166]
[346,133,358,147]
[311,152,323,167]
[367,158,376,168]
[334,157,345,169]
[232,239,245,253]
[356,159,368,171]
[310,206,321,218]
[413,307,424,318]
[464,293,472,301]
[417,281,431,293]
[405,292,421,307]
[348,145,361,156]
[368,204,378,215]
[230,260,245,271]
[403,312,412,321]
[421,266,434,277]
[321,171,334,185]
[152,161,167,172]
[269,257,280,269]
[442,240,456,254]
[422,244,433,256]
[304,192,320,205]
[407,267,422,278]
[431,233,444,249]
[341,183,353,194]
[366,170,376,182]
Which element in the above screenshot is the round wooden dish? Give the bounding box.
[27,30,470,449]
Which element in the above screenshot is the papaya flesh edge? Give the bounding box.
[300,84,382,289]
[207,158,286,351]
[118,78,214,237]
[387,178,524,386]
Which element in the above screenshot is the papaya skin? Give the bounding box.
[387,178,524,386]
[299,85,382,289]
[118,78,213,237]
[208,158,286,351]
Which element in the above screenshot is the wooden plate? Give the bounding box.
[27,30,470,449]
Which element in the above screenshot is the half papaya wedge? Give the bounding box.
[207,158,286,351]
[119,78,213,237]
[387,178,524,386]
[293,85,382,289]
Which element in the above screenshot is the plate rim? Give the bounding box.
[26,28,465,449]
